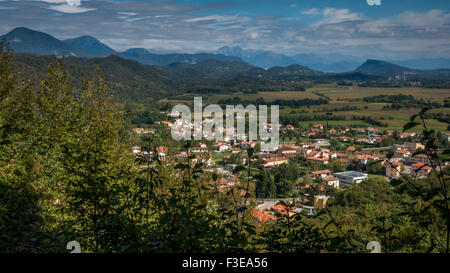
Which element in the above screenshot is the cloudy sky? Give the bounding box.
[0,0,449,59]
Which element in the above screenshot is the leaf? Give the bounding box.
[194,162,203,169]
[421,107,430,115]
[247,147,254,158]
[390,179,403,187]
[212,173,218,181]
[233,165,246,174]
[403,121,419,132]
[174,163,188,170]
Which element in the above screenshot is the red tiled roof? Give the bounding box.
[252,208,276,223]
[306,157,328,162]
[271,204,297,215]
[322,176,339,182]
[311,170,331,175]
[412,162,425,168]
[265,157,288,163]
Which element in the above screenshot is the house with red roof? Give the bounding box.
[394,149,411,158]
[262,157,288,168]
[252,208,276,224]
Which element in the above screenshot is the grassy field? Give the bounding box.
[315,86,450,101]
[165,86,450,133]
[286,86,450,132]
[166,91,322,104]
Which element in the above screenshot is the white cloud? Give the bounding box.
[320,8,363,24]
[118,12,137,16]
[183,15,236,23]
[126,16,152,22]
[358,19,390,34]
[397,9,450,28]
[301,8,319,15]
[47,4,96,13]
[41,0,69,3]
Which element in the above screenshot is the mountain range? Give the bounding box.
[215,46,364,72]
[1,27,101,57]
[3,27,450,73]
[120,48,243,66]
[1,27,244,66]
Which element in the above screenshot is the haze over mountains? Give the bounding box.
[2,27,450,75]
[1,27,244,66]
[216,46,365,72]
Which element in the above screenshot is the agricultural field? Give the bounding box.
[315,86,450,102]
[281,86,450,132]
[165,90,321,104]
[165,86,450,133]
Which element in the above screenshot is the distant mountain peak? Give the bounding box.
[5,27,55,40]
[63,35,115,55]
[2,26,98,57]
[122,48,151,55]
[355,59,414,74]
[8,27,36,34]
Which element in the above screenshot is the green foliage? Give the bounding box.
[255,170,276,198]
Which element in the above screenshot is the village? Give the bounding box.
[131,118,449,226]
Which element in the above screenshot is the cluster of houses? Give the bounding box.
[252,194,331,224]
[384,141,445,179]
[131,121,448,225]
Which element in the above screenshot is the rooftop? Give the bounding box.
[334,171,368,178]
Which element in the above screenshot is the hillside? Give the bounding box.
[240,64,322,81]
[11,53,179,101]
[63,35,116,56]
[159,59,254,78]
[355,59,416,74]
[10,53,310,101]
[120,49,245,66]
[1,27,98,57]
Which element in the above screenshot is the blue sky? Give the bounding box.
[0,0,450,59]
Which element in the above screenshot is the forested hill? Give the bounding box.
[13,53,449,104]
[11,53,180,101]
[356,59,450,76]
[10,53,312,102]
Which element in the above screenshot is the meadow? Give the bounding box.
[165,85,450,132]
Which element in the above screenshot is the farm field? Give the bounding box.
[315,86,450,102]
[166,90,322,104]
[278,86,450,132]
[165,86,450,133]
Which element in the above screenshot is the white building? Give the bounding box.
[314,139,330,146]
[334,171,368,187]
